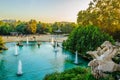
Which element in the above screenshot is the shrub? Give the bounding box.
[63,25,115,58]
[0,36,7,52]
[44,67,112,80]
[44,67,96,80]
[0,36,4,50]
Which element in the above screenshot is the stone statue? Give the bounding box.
[87,41,120,79]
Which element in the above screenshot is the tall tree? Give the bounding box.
[0,23,13,35]
[77,0,120,40]
[16,22,27,34]
[27,20,37,34]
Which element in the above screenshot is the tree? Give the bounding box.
[36,22,42,34]
[52,22,60,33]
[63,25,114,58]
[77,0,120,40]
[52,22,76,34]
[60,22,76,34]
[0,36,7,51]
[27,20,37,34]
[0,23,13,35]
[16,22,27,34]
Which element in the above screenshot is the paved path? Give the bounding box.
[2,35,68,43]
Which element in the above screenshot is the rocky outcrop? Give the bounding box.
[87,41,120,79]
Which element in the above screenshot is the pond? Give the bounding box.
[0,41,88,80]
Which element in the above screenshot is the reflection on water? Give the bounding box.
[0,59,6,78]
[0,42,88,80]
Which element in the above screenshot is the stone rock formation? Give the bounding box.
[87,41,120,79]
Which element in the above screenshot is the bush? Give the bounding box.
[44,67,112,80]
[44,67,96,80]
[63,25,115,58]
[0,36,7,52]
[0,36,4,49]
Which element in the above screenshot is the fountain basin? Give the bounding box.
[0,41,88,80]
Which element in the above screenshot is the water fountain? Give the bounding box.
[74,51,78,64]
[54,41,58,52]
[26,37,29,45]
[37,41,41,46]
[17,60,23,76]
[14,45,18,56]
[51,37,54,45]
[1,42,89,80]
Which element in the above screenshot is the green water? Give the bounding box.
[0,42,88,80]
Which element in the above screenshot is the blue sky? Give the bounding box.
[0,0,91,23]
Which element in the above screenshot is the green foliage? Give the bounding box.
[112,54,120,64]
[63,27,78,52]
[16,22,27,34]
[36,22,43,34]
[0,36,4,50]
[52,22,76,34]
[0,23,14,35]
[112,71,120,80]
[44,67,111,80]
[0,36,7,51]
[63,25,114,57]
[0,20,76,35]
[44,67,96,80]
[77,0,120,41]
[27,19,37,34]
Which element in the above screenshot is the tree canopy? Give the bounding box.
[0,20,76,35]
[63,25,114,59]
[77,0,120,40]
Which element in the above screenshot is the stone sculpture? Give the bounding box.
[87,41,120,79]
